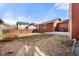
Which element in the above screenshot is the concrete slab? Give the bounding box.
[44,32,69,36]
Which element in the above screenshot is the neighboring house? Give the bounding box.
[2,23,15,30]
[2,23,17,34]
[26,23,37,33]
[37,18,61,33]
[16,22,30,30]
[27,24,37,30]
[70,3,79,39]
[56,19,69,32]
[0,19,4,35]
[0,19,16,35]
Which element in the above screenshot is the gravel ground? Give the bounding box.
[0,34,73,56]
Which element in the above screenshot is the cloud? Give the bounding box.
[3,19,16,25]
[3,11,16,25]
[16,15,34,23]
[3,10,34,25]
[16,16,29,22]
[16,16,25,21]
[54,3,69,11]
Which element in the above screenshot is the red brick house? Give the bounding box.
[70,3,79,39]
[56,19,69,32]
[37,18,61,33]
[37,18,69,33]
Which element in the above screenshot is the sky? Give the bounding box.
[0,3,69,25]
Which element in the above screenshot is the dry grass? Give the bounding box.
[0,33,18,42]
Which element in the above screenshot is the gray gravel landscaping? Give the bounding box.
[0,34,73,56]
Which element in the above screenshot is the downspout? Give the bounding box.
[72,39,77,55]
[69,3,72,39]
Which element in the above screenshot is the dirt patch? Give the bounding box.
[0,34,72,56]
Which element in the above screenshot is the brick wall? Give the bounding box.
[37,22,54,32]
[57,22,68,32]
[37,24,44,33]
[72,3,79,39]
[45,22,54,32]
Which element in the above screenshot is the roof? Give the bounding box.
[62,19,69,23]
[40,18,61,24]
[57,19,69,24]
[17,22,30,25]
[25,23,37,28]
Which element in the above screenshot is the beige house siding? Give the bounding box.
[0,24,3,35]
[18,24,28,30]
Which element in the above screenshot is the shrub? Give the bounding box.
[0,33,18,42]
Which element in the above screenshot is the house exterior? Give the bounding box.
[37,23,53,33]
[56,19,69,32]
[28,25,36,29]
[0,19,16,35]
[2,24,16,34]
[2,23,15,30]
[26,23,37,33]
[37,18,61,33]
[70,3,79,39]
[16,22,30,30]
[0,19,4,35]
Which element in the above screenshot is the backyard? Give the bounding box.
[0,33,73,56]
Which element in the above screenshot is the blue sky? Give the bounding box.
[0,3,69,25]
